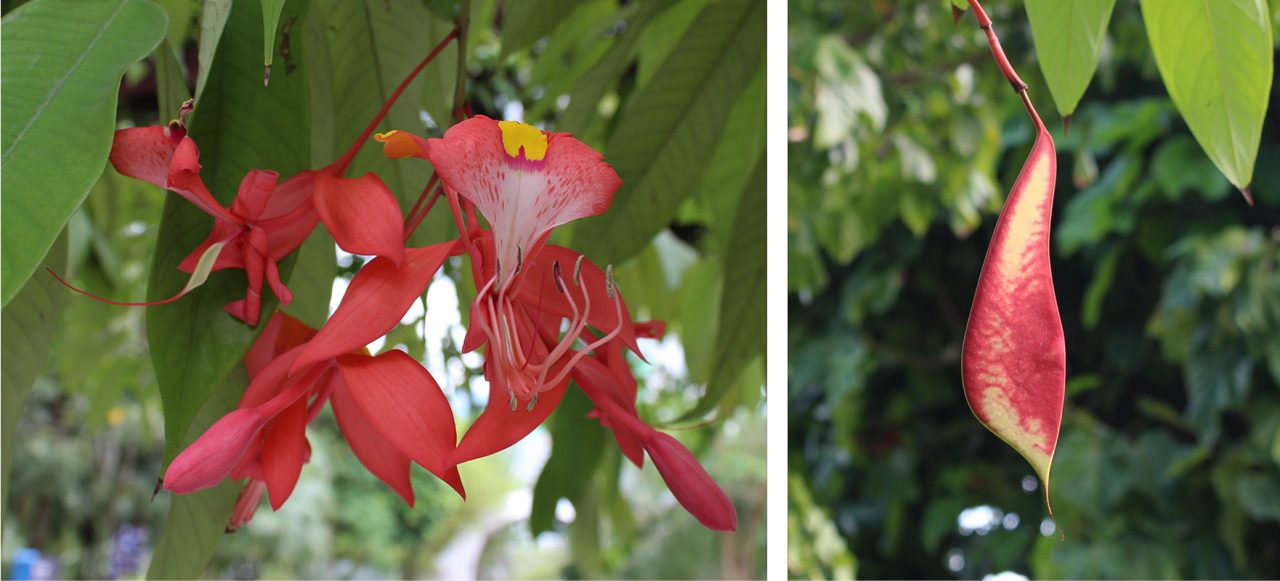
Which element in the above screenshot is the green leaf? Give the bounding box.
[813,36,886,149]
[147,369,249,580]
[571,0,765,264]
[1140,0,1273,195]
[1025,0,1116,117]
[155,0,196,48]
[1081,246,1120,330]
[555,0,674,134]
[282,229,335,329]
[529,388,607,536]
[501,0,581,56]
[261,0,287,79]
[194,0,232,103]
[147,0,312,464]
[700,66,766,249]
[0,0,166,306]
[1151,136,1230,201]
[0,231,67,526]
[681,159,764,420]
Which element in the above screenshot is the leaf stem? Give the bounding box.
[966,0,1027,94]
[451,0,471,122]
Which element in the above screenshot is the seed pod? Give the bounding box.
[961,0,1066,513]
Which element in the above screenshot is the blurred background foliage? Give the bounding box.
[789,0,1280,579]
[1,0,764,578]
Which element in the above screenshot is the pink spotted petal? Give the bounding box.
[427,116,620,283]
[109,126,175,188]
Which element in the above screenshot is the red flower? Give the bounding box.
[56,31,460,325]
[375,117,737,531]
[162,313,463,516]
[108,125,318,325]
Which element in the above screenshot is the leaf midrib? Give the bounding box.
[2,0,129,167]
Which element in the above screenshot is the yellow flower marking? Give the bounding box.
[497,120,547,161]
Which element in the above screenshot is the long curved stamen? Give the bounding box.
[502,295,530,369]
[535,259,591,390]
[544,267,624,389]
[48,240,229,308]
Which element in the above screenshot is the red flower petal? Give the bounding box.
[572,355,735,531]
[645,432,738,532]
[569,350,644,467]
[110,127,237,223]
[263,170,317,221]
[261,398,309,510]
[313,171,405,266]
[162,408,268,494]
[451,359,568,466]
[245,313,287,378]
[291,242,455,372]
[178,220,245,273]
[109,126,174,188]
[330,375,415,506]
[335,350,464,498]
[230,169,279,222]
[245,315,317,379]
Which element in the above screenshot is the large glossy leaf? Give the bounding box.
[147,369,248,580]
[529,388,607,535]
[0,0,165,306]
[1140,0,1273,198]
[700,66,766,248]
[148,0,312,464]
[555,0,674,134]
[282,229,335,328]
[501,0,581,56]
[311,0,457,246]
[1025,0,1116,118]
[681,159,765,421]
[0,232,67,526]
[194,0,232,102]
[571,0,764,264]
